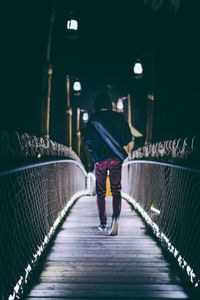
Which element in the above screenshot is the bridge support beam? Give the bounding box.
[76,107,81,156]
[145,93,154,145]
[40,0,56,139]
[66,74,72,148]
[41,64,53,139]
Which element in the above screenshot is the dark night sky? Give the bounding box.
[1,0,200,147]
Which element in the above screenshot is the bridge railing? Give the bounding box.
[122,136,200,289]
[0,129,83,168]
[131,136,200,168]
[0,130,92,300]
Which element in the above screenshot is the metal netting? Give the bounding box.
[131,136,200,168]
[0,130,83,170]
[122,160,200,287]
[0,159,87,300]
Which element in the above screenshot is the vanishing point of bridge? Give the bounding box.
[0,131,200,300]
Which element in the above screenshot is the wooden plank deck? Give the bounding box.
[25,196,193,299]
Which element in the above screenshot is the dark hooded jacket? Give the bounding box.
[83,109,132,162]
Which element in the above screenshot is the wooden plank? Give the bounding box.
[50,246,163,253]
[46,255,165,262]
[54,239,157,244]
[53,237,156,242]
[40,266,171,274]
[26,298,189,300]
[54,234,154,239]
[40,269,178,277]
[38,276,182,285]
[27,289,188,298]
[46,256,167,263]
[28,282,185,292]
[43,261,171,268]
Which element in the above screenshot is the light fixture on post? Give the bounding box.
[117,98,124,111]
[82,111,89,123]
[73,79,82,96]
[133,53,155,145]
[67,19,78,31]
[76,108,89,157]
[116,95,133,154]
[133,59,143,79]
[66,75,82,148]
[66,74,72,148]
[76,107,81,157]
[65,11,79,39]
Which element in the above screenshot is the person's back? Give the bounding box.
[83,92,132,235]
[84,106,132,163]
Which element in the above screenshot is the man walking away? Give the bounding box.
[83,93,132,235]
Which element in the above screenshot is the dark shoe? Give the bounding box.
[109,218,119,236]
[98,223,107,231]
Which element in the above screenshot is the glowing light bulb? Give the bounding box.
[73,80,81,91]
[117,99,124,110]
[83,112,88,122]
[133,61,143,75]
[67,19,78,31]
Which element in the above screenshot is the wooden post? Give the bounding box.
[128,94,132,125]
[145,53,155,145]
[145,93,154,145]
[66,75,72,148]
[127,94,132,154]
[76,107,81,156]
[40,64,53,139]
[40,0,56,139]
[66,74,70,108]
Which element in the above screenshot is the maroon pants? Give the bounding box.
[94,158,122,224]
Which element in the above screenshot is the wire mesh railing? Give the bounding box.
[0,129,82,170]
[122,155,200,288]
[131,136,200,168]
[0,131,89,300]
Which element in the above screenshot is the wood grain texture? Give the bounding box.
[25,196,191,299]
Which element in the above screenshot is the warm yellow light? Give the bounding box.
[148,93,154,101]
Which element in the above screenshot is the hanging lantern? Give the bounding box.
[73,79,81,96]
[67,19,78,31]
[73,80,81,92]
[133,59,143,75]
[82,111,89,122]
[117,99,124,110]
[66,12,79,39]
